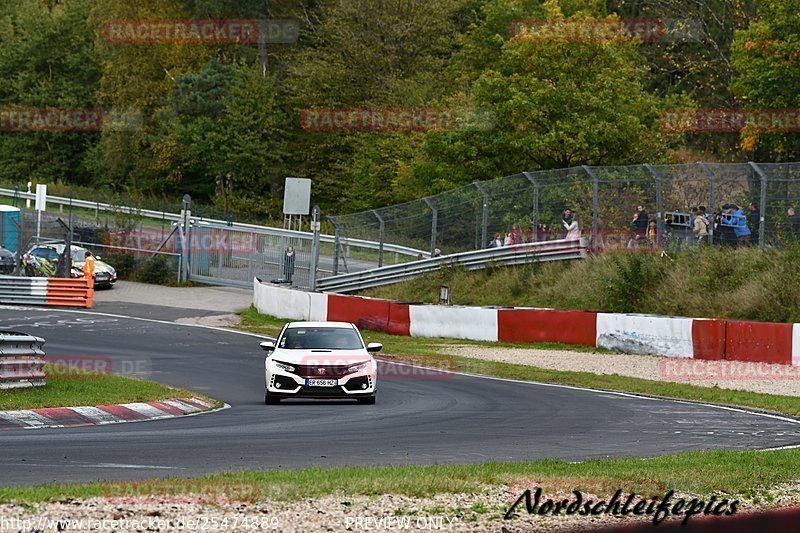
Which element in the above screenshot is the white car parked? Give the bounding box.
[262,322,381,404]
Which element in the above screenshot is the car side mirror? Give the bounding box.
[366,342,383,353]
[260,341,275,352]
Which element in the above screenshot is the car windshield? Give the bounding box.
[278,327,363,350]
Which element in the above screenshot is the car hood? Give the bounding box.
[75,260,114,273]
[269,348,372,366]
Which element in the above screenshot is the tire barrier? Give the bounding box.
[0,276,94,308]
[253,279,800,367]
[0,331,46,390]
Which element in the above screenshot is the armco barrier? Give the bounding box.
[498,309,596,346]
[47,278,94,308]
[0,331,46,389]
[0,276,93,308]
[725,320,793,365]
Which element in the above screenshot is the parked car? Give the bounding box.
[22,243,117,289]
[262,321,381,404]
[0,246,15,275]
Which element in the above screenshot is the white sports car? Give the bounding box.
[262,321,381,404]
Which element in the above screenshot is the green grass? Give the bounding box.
[360,245,800,324]
[1,449,800,503]
[0,363,217,410]
[238,307,800,416]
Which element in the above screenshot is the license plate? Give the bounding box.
[306,379,337,387]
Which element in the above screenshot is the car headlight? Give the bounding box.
[108,267,116,276]
[273,361,295,373]
[346,362,368,374]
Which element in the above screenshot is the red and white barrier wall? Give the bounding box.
[253,280,800,367]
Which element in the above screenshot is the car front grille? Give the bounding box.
[295,365,351,379]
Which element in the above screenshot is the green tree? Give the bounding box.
[731,0,800,159]
[0,0,101,185]
[402,0,673,194]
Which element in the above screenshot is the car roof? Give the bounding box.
[285,321,355,329]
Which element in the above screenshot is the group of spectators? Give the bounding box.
[488,210,582,248]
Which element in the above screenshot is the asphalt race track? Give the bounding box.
[1,305,800,486]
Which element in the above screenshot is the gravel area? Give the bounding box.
[448,346,800,397]
[1,483,799,532]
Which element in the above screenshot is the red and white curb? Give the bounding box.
[0,397,221,430]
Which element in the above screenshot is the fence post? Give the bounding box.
[247,231,255,282]
[372,209,385,268]
[749,161,768,247]
[473,182,488,249]
[644,164,664,246]
[698,161,716,244]
[422,197,437,255]
[581,166,599,249]
[328,216,340,275]
[523,172,539,242]
[310,205,321,290]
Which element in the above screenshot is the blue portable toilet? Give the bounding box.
[0,205,20,254]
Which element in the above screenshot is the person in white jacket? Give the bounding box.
[563,213,581,241]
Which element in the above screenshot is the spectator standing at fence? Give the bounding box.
[284,246,295,282]
[510,223,523,244]
[693,208,709,244]
[563,213,581,241]
[788,208,800,241]
[732,204,752,247]
[628,205,649,248]
[489,232,503,248]
[561,209,573,239]
[647,220,658,249]
[747,203,760,245]
[716,205,737,247]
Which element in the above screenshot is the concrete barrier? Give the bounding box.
[498,309,597,346]
[596,314,694,357]
[253,278,800,367]
[409,305,498,341]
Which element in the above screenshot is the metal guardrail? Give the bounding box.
[316,238,587,293]
[0,188,425,258]
[0,331,46,389]
[0,276,94,308]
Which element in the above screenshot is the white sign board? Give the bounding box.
[35,184,47,212]
[283,177,311,215]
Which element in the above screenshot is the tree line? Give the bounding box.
[0,0,796,221]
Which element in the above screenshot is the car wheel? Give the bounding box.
[265,392,281,405]
[357,395,376,405]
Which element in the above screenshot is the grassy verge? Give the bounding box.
[0,364,217,410]
[1,448,799,504]
[238,307,800,416]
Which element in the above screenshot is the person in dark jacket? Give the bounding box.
[628,205,649,248]
[283,246,296,282]
[747,203,760,245]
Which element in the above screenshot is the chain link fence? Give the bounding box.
[331,162,800,268]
